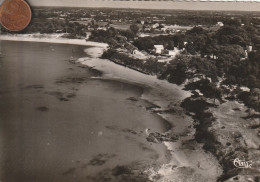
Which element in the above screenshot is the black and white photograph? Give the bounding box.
[0,0,259,181]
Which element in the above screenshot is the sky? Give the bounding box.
[24,0,260,12]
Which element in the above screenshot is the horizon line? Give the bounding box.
[31,5,260,13]
[27,1,260,12]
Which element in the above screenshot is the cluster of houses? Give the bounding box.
[121,42,182,59]
[153,44,181,57]
[152,43,253,60]
[150,23,193,34]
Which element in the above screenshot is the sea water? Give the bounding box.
[0,41,169,182]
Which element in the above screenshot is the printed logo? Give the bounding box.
[232,158,253,169]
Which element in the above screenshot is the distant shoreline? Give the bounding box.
[0,34,108,48]
[28,1,260,12]
[32,7,260,13]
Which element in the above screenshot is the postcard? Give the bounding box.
[0,0,259,182]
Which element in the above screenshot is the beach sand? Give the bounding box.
[0,33,108,48]
[80,46,223,182]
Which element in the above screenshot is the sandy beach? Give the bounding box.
[0,34,108,48]
[80,46,223,182]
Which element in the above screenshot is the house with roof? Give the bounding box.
[216,22,224,27]
[154,45,164,54]
[152,23,160,29]
[247,45,253,52]
[167,47,180,57]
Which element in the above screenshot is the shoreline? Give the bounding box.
[0,34,108,48]
[80,47,223,182]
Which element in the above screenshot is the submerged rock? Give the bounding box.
[127,97,138,102]
[146,132,178,143]
[36,106,49,112]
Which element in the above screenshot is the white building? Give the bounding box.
[217,22,224,27]
[97,27,107,30]
[152,23,159,29]
[247,45,253,52]
[85,32,91,40]
[80,18,92,21]
[154,45,164,54]
[168,47,180,57]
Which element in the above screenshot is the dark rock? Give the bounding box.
[36,106,49,112]
[89,158,106,166]
[146,132,178,143]
[63,167,76,175]
[233,132,242,139]
[127,97,138,102]
[218,168,243,181]
[233,108,241,111]
[88,154,116,166]
[242,114,260,120]
[23,84,44,89]
[233,176,239,180]
[122,129,137,135]
[146,104,160,110]
[66,93,76,98]
[163,108,177,113]
[56,77,87,84]
[60,97,69,101]
[112,166,132,176]
[248,124,260,129]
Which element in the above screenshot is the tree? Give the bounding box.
[187,26,207,35]
[215,25,250,46]
[119,30,135,40]
[216,45,246,73]
[251,88,260,111]
[208,83,221,105]
[159,55,191,85]
[201,37,218,59]
[133,37,154,51]
[167,62,187,85]
[166,42,174,50]
[223,18,241,27]
[130,24,139,34]
[143,58,165,75]
[186,41,196,55]
[190,57,218,82]
[248,75,257,88]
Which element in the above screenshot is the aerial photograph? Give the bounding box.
[0,0,259,182]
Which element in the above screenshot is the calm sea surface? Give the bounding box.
[0,41,168,182]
